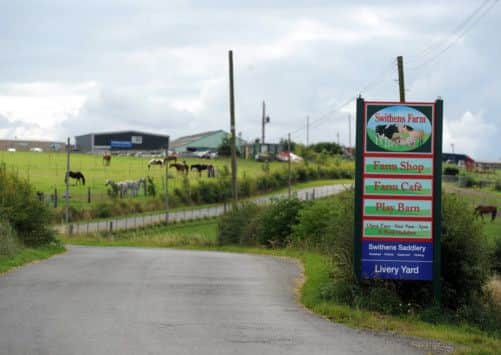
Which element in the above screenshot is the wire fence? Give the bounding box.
[58,184,351,236]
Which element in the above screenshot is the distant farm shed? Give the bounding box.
[0,139,64,152]
[75,130,169,153]
[170,130,246,155]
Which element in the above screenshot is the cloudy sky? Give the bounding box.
[1,0,500,160]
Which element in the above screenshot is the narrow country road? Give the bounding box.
[58,184,351,235]
[0,247,432,354]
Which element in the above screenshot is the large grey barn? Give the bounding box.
[75,130,169,153]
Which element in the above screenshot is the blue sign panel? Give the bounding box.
[361,241,433,280]
[110,140,133,149]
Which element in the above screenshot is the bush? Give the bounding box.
[441,193,491,309]
[0,164,55,246]
[255,197,304,247]
[0,221,20,256]
[493,238,501,274]
[443,166,459,176]
[292,199,337,250]
[217,203,261,245]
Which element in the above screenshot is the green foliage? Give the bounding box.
[217,136,240,157]
[441,193,491,309]
[217,203,261,245]
[0,221,20,256]
[146,176,156,196]
[492,237,501,274]
[255,197,304,247]
[443,166,459,176]
[0,164,55,246]
[310,142,343,155]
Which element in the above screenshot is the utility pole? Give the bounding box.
[397,55,406,102]
[306,116,310,146]
[228,50,238,205]
[451,143,455,154]
[288,133,292,198]
[262,101,266,144]
[164,146,169,224]
[336,131,340,146]
[64,137,70,230]
[348,114,352,148]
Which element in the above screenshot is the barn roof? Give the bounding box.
[170,130,225,149]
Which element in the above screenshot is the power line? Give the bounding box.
[407,0,492,63]
[408,0,498,70]
[269,60,395,143]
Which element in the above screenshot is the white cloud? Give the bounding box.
[443,111,498,160]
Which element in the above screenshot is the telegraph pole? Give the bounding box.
[288,133,292,198]
[164,146,169,224]
[306,116,310,146]
[261,101,266,144]
[397,56,406,102]
[348,114,352,148]
[228,50,238,205]
[336,131,340,146]
[64,137,70,230]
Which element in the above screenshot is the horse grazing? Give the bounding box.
[65,171,86,186]
[474,205,497,222]
[103,152,112,166]
[170,162,189,175]
[148,159,164,169]
[190,164,214,177]
[164,155,178,164]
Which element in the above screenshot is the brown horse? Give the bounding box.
[474,205,497,222]
[103,152,111,166]
[169,162,189,175]
[164,155,177,164]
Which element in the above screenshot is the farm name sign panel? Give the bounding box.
[354,99,443,281]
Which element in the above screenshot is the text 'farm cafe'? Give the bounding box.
[354,98,443,285]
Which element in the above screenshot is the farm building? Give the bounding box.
[170,130,246,155]
[0,139,65,152]
[442,153,475,170]
[75,130,169,153]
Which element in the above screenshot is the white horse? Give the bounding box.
[148,159,164,169]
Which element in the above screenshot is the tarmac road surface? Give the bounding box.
[0,246,436,355]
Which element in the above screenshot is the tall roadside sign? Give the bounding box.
[354,98,443,298]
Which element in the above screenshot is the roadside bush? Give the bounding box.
[292,198,337,250]
[255,197,304,247]
[0,164,55,246]
[441,193,491,309]
[0,221,20,256]
[493,238,501,274]
[91,202,113,218]
[443,166,459,176]
[217,203,261,245]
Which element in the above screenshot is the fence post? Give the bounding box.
[54,188,58,208]
[312,189,315,200]
[109,221,113,233]
[88,187,91,203]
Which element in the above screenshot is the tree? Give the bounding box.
[217,136,240,157]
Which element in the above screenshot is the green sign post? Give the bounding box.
[354,97,443,303]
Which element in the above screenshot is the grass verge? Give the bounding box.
[0,243,66,275]
[63,219,500,354]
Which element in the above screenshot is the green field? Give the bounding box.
[0,151,298,207]
[367,128,431,152]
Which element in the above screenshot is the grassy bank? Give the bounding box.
[0,243,66,275]
[64,218,500,354]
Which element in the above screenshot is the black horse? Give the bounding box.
[65,171,86,186]
[190,164,215,177]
